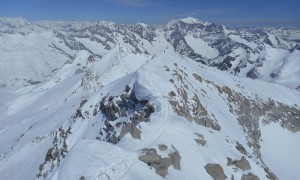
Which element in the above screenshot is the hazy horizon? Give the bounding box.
[0,0,299,27]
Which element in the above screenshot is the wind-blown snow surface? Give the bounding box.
[0,46,300,180]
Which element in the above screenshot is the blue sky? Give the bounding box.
[0,0,299,26]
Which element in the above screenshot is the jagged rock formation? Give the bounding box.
[227,156,251,171]
[242,173,260,180]
[194,133,207,146]
[98,85,155,143]
[37,127,72,178]
[138,145,181,177]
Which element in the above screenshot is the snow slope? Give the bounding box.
[0,47,300,180]
[185,34,219,59]
[260,122,300,180]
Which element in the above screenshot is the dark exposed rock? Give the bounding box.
[235,156,251,171]
[227,157,234,166]
[139,149,161,164]
[241,173,260,180]
[75,69,84,75]
[26,79,42,85]
[216,83,300,157]
[99,85,155,143]
[87,55,96,63]
[169,91,176,97]
[119,123,141,139]
[158,144,168,151]
[139,146,181,177]
[218,56,234,71]
[168,150,181,170]
[72,99,88,119]
[227,156,251,171]
[204,163,227,180]
[138,149,171,177]
[247,68,259,79]
[194,133,207,146]
[155,158,172,177]
[193,73,203,83]
[270,72,278,78]
[263,166,277,180]
[168,84,221,131]
[38,126,72,178]
[236,142,248,155]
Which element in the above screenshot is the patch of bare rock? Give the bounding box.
[204,163,227,180]
[138,145,181,177]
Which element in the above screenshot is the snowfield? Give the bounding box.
[229,34,258,49]
[185,34,219,59]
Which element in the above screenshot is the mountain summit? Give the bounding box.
[0,17,300,180]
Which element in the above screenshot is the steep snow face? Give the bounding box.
[0,46,300,180]
[229,34,258,49]
[184,34,219,59]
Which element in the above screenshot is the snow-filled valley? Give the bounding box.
[0,17,300,180]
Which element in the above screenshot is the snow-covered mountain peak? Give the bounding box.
[136,22,148,27]
[167,17,212,27]
[180,17,200,23]
[179,16,211,26]
[96,20,117,26]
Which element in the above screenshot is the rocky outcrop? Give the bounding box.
[216,84,300,154]
[169,149,181,170]
[168,70,220,131]
[227,156,251,171]
[194,133,207,146]
[235,142,248,155]
[139,145,181,177]
[241,173,260,180]
[246,68,259,79]
[119,123,142,139]
[204,163,227,180]
[158,144,168,151]
[37,126,72,179]
[98,85,155,143]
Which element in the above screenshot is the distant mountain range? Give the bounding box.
[1,17,300,89]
